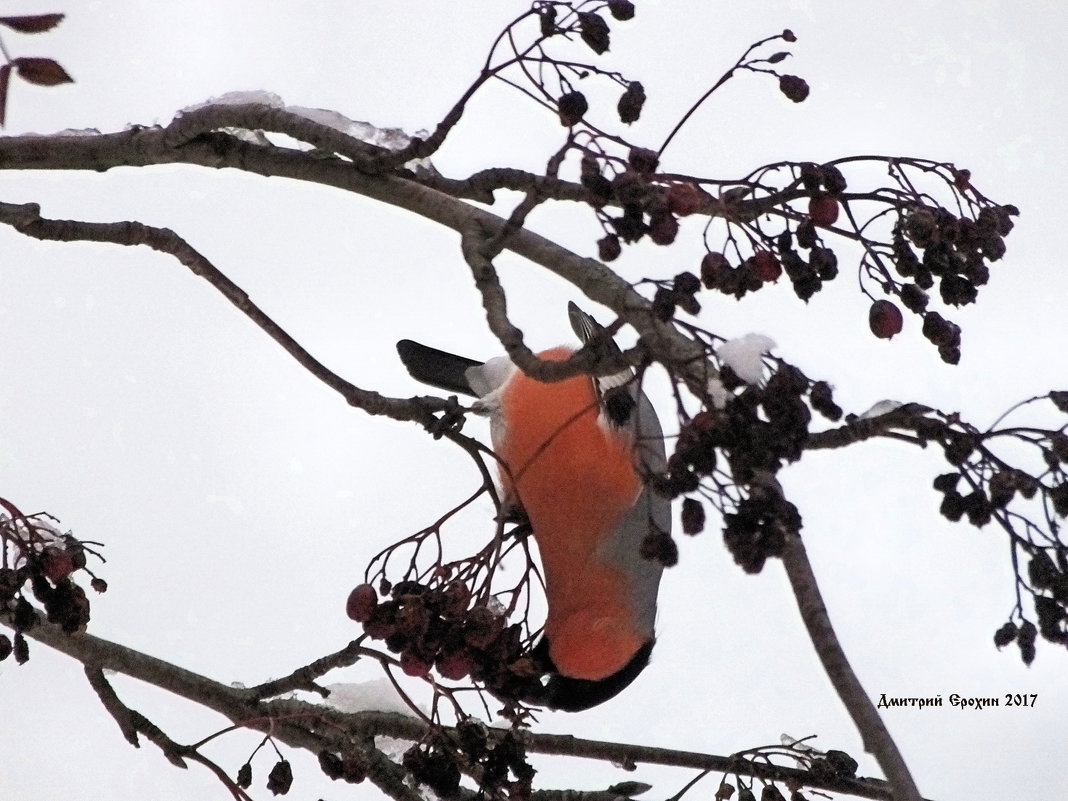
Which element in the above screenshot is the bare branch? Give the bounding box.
[0,120,709,384]
[249,638,369,700]
[0,200,449,427]
[780,530,922,801]
[160,103,384,164]
[12,616,912,800]
[84,665,152,753]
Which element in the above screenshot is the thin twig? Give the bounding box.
[0,200,449,427]
[249,637,369,699]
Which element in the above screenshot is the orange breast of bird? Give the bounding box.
[497,347,645,681]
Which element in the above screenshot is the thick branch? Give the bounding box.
[0,119,708,386]
[161,103,385,166]
[13,618,914,801]
[805,405,937,451]
[0,110,937,801]
[780,531,922,801]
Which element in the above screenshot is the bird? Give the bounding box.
[396,303,669,711]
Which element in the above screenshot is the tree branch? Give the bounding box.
[0,108,968,801]
[10,616,922,801]
[0,200,449,427]
[0,118,710,387]
[780,530,922,801]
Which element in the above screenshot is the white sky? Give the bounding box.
[1,2,1066,800]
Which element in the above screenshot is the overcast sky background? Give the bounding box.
[1,2,1066,800]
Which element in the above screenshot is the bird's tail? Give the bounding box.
[396,340,484,397]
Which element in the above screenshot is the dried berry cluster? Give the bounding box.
[402,727,535,799]
[690,163,844,307]
[926,399,1068,665]
[994,618,1039,665]
[317,748,371,785]
[721,491,802,574]
[235,747,302,795]
[347,579,544,706]
[1,514,106,663]
[584,147,698,263]
[536,2,642,130]
[713,746,855,801]
[999,568,1068,662]
[266,759,293,795]
[403,741,462,798]
[1026,550,1068,642]
[933,467,1039,529]
[929,426,1068,532]
[652,269,704,320]
[656,365,840,572]
[807,748,859,781]
[663,364,823,492]
[236,757,296,795]
[880,202,1017,362]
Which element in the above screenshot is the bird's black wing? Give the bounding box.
[396,340,484,397]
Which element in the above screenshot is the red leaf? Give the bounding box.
[0,65,10,127]
[13,57,73,87]
[0,14,64,33]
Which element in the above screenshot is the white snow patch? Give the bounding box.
[706,376,730,409]
[288,106,412,150]
[323,678,421,716]
[180,90,285,113]
[323,679,425,761]
[174,93,435,171]
[780,732,824,755]
[858,399,903,419]
[716,334,776,385]
[53,128,103,137]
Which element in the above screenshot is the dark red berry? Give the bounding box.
[701,252,730,288]
[808,193,839,227]
[869,300,904,339]
[436,649,474,680]
[557,91,588,127]
[597,234,622,262]
[400,651,433,678]
[346,583,378,622]
[753,250,782,282]
[40,547,74,582]
[666,183,703,216]
[607,0,635,21]
[648,212,679,245]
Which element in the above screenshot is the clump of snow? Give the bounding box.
[706,376,730,409]
[858,399,902,419]
[226,128,273,146]
[174,92,435,172]
[179,90,285,114]
[323,679,425,760]
[288,106,409,150]
[780,732,824,755]
[323,678,422,717]
[484,596,506,616]
[1,512,66,547]
[52,128,103,137]
[716,333,776,385]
